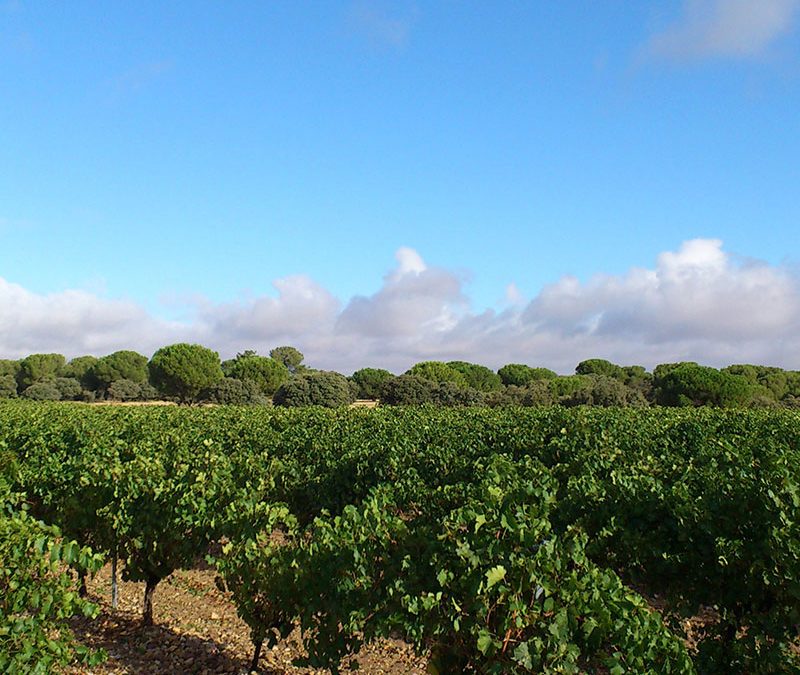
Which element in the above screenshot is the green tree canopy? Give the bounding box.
[620,366,654,400]
[446,361,503,391]
[149,343,223,403]
[380,374,437,405]
[107,379,142,402]
[652,362,698,381]
[273,371,355,408]
[202,378,266,406]
[53,377,82,401]
[16,353,66,389]
[0,374,17,399]
[722,365,787,401]
[575,359,625,380]
[351,368,394,399]
[21,381,62,401]
[139,382,160,401]
[269,346,305,373]
[90,350,149,390]
[0,359,19,379]
[561,375,647,408]
[497,363,557,387]
[722,364,760,383]
[405,361,468,388]
[548,374,593,399]
[433,381,485,406]
[223,354,288,396]
[654,364,755,407]
[62,356,99,388]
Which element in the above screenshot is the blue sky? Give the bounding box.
[1,1,800,372]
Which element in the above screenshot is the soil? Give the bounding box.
[65,562,428,675]
[64,563,725,674]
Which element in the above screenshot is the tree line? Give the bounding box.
[1,344,799,409]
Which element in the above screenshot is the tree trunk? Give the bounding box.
[142,577,159,626]
[111,552,119,609]
[78,569,88,597]
[250,638,264,673]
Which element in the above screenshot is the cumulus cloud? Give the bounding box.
[196,275,340,350]
[647,0,800,61]
[0,278,187,359]
[517,239,800,370]
[1,239,799,373]
[336,247,465,339]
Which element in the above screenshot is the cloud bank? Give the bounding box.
[648,0,800,61]
[1,239,799,374]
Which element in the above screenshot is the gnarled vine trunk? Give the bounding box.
[250,638,264,673]
[142,576,160,626]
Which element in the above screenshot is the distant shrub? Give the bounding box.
[380,375,438,405]
[79,389,97,403]
[782,395,800,409]
[522,380,557,406]
[560,375,647,408]
[351,368,394,399]
[54,377,83,401]
[107,379,142,402]
[202,378,267,406]
[138,382,160,401]
[21,381,62,401]
[405,361,468,388]
[274,371,355,408]
[222,354,288,396]
[484,385,525,407]
[485,382,555,407]
[497,364,557,387]
[433,382,485,407]
[446,361,503,392]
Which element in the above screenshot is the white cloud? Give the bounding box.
[519,239,799,369]
[196,275,340,348]
[390,246,427,279]
[1,239,799,374]
[503,282,525,307]
[0,278,187,359]
[648,0,800,61]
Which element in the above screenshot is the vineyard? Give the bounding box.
[2,402,800,673]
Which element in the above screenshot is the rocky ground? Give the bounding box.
[66,562,428,675]
[64,561,726,675]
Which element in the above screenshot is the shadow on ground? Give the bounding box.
[68,608,280,675]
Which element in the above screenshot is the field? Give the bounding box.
[3,402,800,673]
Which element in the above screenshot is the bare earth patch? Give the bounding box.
[65,562,733,674]
[65,563,428,675]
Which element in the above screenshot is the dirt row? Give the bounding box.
[65,561,721,674]
[66,563,428,675]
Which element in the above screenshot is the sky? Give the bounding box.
[1,0,799,374]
